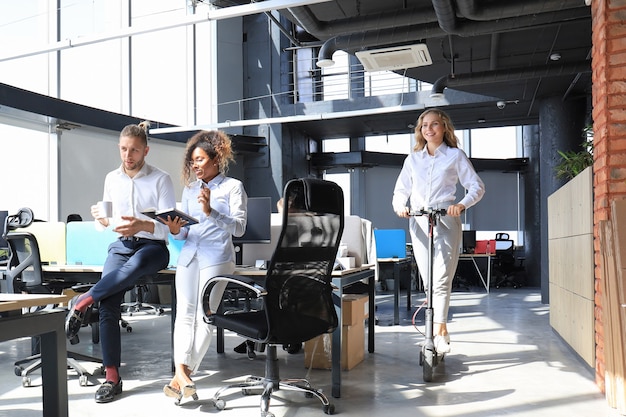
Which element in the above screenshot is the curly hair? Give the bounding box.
[120,121,150,146]
[181,130,235,185]
[413,108,459,152]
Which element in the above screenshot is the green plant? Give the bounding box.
[555,125,594,181]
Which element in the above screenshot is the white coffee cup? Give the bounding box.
[96,201,112,218]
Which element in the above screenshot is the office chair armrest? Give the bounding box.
[71,284,93,293]
[205,274,267,298]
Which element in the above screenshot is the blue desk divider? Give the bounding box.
[66,221,118,265]
[373,229,407,259]
[167,235,184,268]
[66,221,184,268]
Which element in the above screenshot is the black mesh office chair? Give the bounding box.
[493,233,525,289]
[2,208,103,387]
[201,178,343,416]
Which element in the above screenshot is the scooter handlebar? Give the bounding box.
[409,208,447,217]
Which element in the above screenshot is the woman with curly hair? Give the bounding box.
[161,130,247,403]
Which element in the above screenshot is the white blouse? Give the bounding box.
[392,143,485,213]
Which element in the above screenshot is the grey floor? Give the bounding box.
[0,286,621,417]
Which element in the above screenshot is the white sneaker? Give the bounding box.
[434,335,451,354]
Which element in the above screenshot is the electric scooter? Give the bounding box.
[411,207,447,382]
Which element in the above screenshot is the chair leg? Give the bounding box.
[207,344,334,416]
[15,350,102,388]
[121,285,164,316]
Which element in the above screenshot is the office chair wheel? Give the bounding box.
[79,375,88,386]
[14,365,23,377]
[214,399,226,410]
[22,376,32,387]
[421,349,435,382]
[126,326,133,332]
[283,342,302,354]
[323,404,335,415]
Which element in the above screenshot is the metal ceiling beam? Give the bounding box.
[0,0,333,62]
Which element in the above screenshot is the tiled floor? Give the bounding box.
[0,287,621,417]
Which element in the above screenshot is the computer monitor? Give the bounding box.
[462,230,477,254]
[232,197,272,265]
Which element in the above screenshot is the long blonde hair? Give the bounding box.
[413,108,459,151]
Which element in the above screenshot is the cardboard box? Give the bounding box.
[342,294,369,326]
[304,323,365,370]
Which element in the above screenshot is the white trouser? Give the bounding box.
[173,259,234,372]
[409,213,461,323]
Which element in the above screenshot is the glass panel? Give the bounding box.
[365,134,412,153]
[59,0,125,113]
[0,0,52,94]
[468,126,518,158]
[130,0,189,125]
[0,122,51,218]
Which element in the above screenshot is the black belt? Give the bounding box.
[119,236,147,242]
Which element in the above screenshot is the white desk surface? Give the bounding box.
[42,264,374,277]
[0,293,72,313]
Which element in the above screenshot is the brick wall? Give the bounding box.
[591,0,626,393]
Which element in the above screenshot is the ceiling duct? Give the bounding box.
[354,44,432,72]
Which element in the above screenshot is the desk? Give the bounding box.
[232,264,376,399]
[330,265,375,398]
[458,254,492,293]
[0,294,70,417]
[377,258,412,325]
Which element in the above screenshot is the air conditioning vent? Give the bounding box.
[355,44,432,72]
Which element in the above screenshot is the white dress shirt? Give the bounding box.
[99,163,176,241]
[392,143,485,212]
[173,174,247,268]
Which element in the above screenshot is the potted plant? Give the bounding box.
[554,125,594,181]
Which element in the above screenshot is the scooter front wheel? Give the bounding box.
[422,348,435,382]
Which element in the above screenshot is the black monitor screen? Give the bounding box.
[233,197,272,244]
[232,197,272,265]
[462,230,477,254]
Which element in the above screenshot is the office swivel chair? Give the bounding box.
[493,233,524,289]
[201,178,343,416]
[120,283,164,316]
[2,208,103,387]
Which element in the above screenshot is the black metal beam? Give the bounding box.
[0,83,266,152]
[311,151,528,173]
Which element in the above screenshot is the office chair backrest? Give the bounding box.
[264,178,344,344]
[2,208,45,293]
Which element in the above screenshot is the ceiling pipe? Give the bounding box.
[429,61,591,98]
[285,6,437,39]
[431,0,458,33]
[429,0,589,36]
[455,0,584,21]
[317,23,443,67]
[316,7,589,67]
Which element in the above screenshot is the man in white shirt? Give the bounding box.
[65,121,176,403]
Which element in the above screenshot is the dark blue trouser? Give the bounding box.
[94,238,169,367]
